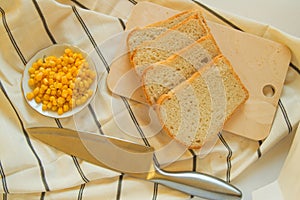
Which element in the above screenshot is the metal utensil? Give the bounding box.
[27,127,242,200]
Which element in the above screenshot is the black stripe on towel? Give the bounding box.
[278,99,293,134]
[71,0,89,10]
[0,161,9,194]
[218,132,232,182]
[0,81,50,192]
[120,97,151,146]
[290,62,300,75]
[0,6,51,191]
[116,174,123,200]
[77,183,85,200]
[70,5,109,135]
[188,149,196,199]
[188,149,198,199]
[54,118,63,128]
[188,149,197,171]
[257,140,263,158]
[118,18,126,30]
[191,0,243,31]
[128,0,138,5]
[32,0,56,44]
[152,183,158,200]
[114,17,153,148]
[0,7,26,65]
[188,149,197,198]
[71,5,110,72]
[88,104,105,135]
[40,192,46,200]
[31,0,91,185]
[72,156,90,183]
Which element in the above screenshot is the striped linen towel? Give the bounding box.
[253,122,300,200]
[0,0,299,199]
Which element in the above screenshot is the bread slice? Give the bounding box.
[156,55,249,149]
[127,10,200,53]
[142,34,221,105]
[130,12,210,76]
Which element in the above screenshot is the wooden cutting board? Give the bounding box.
[107,2,291,140]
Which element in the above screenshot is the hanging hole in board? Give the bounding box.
[262,84,276,97]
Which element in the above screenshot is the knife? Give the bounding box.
[27,127,242,200]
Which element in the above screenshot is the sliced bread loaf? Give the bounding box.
[130,12,210,77]
[142,34,221,105]
[127,10,200,53]
[156,55,249,149]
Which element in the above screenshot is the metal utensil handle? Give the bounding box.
[149,165,242,200]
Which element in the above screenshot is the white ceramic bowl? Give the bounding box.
[21,44,98,118]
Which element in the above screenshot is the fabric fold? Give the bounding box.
[0,0,299,199]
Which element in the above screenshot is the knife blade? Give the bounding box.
[27,127,242,200]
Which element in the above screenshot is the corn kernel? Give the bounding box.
[57,97,65,105]
[33,87,40,96]
[61,90,68,98]
[47,102,52,109]
[35,96,41,103]
[50,90,56,96]
[57,107,63,115]
[41,84,48,91]
[45,88,51,95]
[52,99,57,106]
[51,106,57,111]
[81,96,87,104]
[63,104,69,112]
[35,72,43,81]
[28,67,35,74]
[28,78,35,87]
[49,96,55,102]
[26,92,34,100]
[87,89,93,97]
[42,78,49,85]
[75,99,82,106]
[42,104,47,111]
[43,94,50,101]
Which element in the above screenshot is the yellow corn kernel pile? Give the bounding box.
[26,48,96,115]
